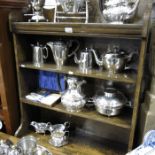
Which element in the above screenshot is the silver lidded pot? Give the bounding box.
[93,87,128,116]
[99,0,140,24]
[61,76,86,112]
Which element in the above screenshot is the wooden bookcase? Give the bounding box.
[0,0,27,134]
[10,0,152,154]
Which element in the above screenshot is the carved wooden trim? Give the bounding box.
[0,0,27,8]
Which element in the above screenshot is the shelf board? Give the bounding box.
[19,63,136,84]
[0,131,127,155]
[12,22,143,38]
[20,98,131,130]
[26,131,127,155]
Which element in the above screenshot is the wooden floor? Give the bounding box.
[0,132,126,155]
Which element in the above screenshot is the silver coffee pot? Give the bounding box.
[61,76,86,112]
[31,42,48,67]
[91,45,133,74]
[46,40,80,69]
[74,48,93,73]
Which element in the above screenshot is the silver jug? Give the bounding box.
[91,45,133,74]
[74,48,93,73]
[32,42,48,67]
[46,40,80,69]
[49,130,69,147]
[61,76,86,112]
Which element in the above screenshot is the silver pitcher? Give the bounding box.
[91,45,133,74]
[49,130,69,147]
[46,40,80,69]
[99,0,140,24]
[61,76,86,112]
[32,42,48,67]
[74,48,93,73]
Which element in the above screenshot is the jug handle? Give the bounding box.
[43,46,49,59]
[68,40,80,57]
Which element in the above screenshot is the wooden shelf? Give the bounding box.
[20,98,131,130]
[0,131,127,155]
[12,22,144,38]
[19,63,136,84]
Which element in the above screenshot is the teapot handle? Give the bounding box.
[68,40,80,57]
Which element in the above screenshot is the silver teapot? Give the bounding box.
[61,76,86,112]
[99,0,140,24]
[46,40,80,69]
[92,87,128,116]
[91,46,133,74]
[31,42,48,67]
[74,48,93,73]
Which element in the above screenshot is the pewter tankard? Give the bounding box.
[32,42,48,67]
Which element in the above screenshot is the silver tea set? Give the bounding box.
[31,121,70,147]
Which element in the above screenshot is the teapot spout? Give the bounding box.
[91,48,104,66]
